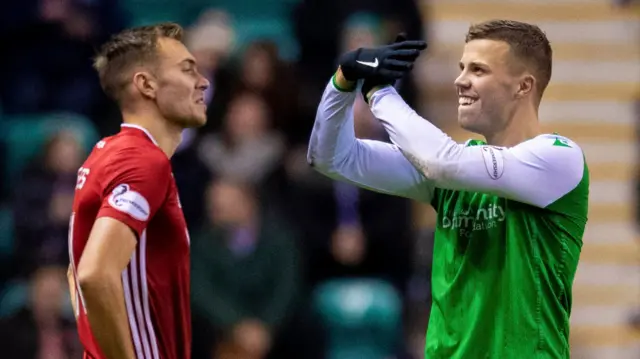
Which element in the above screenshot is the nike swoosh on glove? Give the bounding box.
[361,33,424,101]
[338,38,427,83]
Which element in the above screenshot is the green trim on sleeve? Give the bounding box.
[331,72,356,92]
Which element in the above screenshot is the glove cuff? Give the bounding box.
[362,80,394,104]
[339,48,363,81]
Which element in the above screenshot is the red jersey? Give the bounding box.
[68,124,191,359]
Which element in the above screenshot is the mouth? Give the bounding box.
[458,96,478,106]
[195,97,205,105]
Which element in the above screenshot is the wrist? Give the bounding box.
[366,85,387,102]
[333,67,357,92]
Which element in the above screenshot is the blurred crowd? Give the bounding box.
[0,0,432,358]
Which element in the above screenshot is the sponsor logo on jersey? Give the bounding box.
[441,203,505,236]
[108,184,150,221]
[481,146,504,180]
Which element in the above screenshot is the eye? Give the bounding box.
[471,66,486,76]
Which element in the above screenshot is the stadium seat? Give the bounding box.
[0,112,99,194]
[312,278,403,359]
[0,206,14,259]
[121,0,192,26]
[0,279,28,318]
[232,17,299,61]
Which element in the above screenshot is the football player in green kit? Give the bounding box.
[307,19,588,359]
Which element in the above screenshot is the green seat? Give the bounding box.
[211,0,301,19]
[0,206,14,258]
[121,0,201,27]
[312,278,402,359]
[1,112,99,192]
[0,280,28,318]
[232,17,299,61]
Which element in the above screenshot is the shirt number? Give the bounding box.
[76,167,90,190]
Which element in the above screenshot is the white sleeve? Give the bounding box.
[307,78,434,202]
[369,86,586,208]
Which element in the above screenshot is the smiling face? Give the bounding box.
[455,20,553,137]
[152,37,210,128]
[455,39,523,135]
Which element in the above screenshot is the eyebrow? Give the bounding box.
[459,61,488,69]
[180,58,196,67]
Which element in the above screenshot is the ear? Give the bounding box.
[133,71,157,99]
[515,74,535,99]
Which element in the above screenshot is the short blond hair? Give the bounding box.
[93,22,184,103]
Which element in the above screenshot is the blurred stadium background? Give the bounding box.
[0,0,638,358]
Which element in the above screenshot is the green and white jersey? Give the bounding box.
[425,138,588,359]
[308,78,589,359]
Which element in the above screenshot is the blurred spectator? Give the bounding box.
[0,0,125,132]
[236,41,302,142]
[191,179,306,359]
[186,9,235,106]
[0,265,82,359]
[171,133,212,232]
[205,40,303,143]
[11,131,83,278]
[282,153,414,296]
[198,92,286,191]
[292,0,425,121]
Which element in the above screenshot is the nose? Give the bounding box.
[197,75,210,91]
[454,71,470,90]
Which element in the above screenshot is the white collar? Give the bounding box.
[120,124,159,146]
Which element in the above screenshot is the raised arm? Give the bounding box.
[367,86,586,208]
[307,71,433,202]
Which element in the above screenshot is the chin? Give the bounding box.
[191,115,207,128]
[458,117,484,135]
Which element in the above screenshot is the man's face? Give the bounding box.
[153,37,210,128]
[455,39,522,135]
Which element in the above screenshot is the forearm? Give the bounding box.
[67,265,77,319]
[368,86,462,181]
[308,74,433,201]
[307,70,358,178]
[79,273,136,359]
[367,87,587,207]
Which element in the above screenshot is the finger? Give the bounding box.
[383,59,414,71]
[391,40,428,50]
[378,68,406,79]
[389,49,423,60]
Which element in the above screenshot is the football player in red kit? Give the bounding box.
[67,22,209,359]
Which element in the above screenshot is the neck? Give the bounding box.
[484,104,541,147]
[121,111,182,158]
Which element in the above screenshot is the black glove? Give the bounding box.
[338,37,427,84]
[361,33,424,102]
